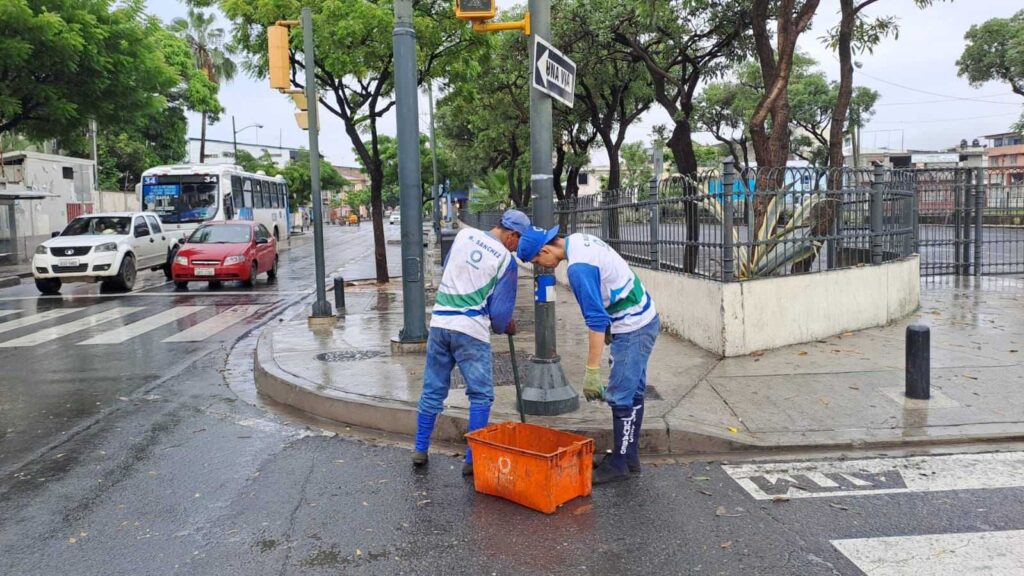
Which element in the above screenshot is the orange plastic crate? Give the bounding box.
[465,421,594,514]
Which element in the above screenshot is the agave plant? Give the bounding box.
[701,185,830,279]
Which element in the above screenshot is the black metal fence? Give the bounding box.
[461,163,1024,281]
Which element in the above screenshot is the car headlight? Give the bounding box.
[174,256,189,266]
[35,245,47,255]
[224,255,246,265]
[95,242,118,253]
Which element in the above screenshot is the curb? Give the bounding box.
[254,323,1024,456]
[0,271,30,288]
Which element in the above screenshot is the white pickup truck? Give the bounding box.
[31,212,188,294]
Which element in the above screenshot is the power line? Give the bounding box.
[830,54,1020,104]
[870,112,1020,125]
[876,97,1022,107]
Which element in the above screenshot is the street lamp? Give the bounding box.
[232,116,264,161]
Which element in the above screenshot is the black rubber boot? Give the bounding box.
[592,408,632,485]
[626,402,644,474]
[462,462,474,476]
[412,451,428,467]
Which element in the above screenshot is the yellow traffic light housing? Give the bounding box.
[267,25,291,90]
[454,0,496,21]
[290,92,308,111]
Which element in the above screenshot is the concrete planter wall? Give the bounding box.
[549,256,920,357]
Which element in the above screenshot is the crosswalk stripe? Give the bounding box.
[0,307,144,347]
[0,310,19,319]
[832,530,1024,575]
[724,452,1024,500]
[78,306,206,345]
[0,308,82,336]
[162,305,266,343]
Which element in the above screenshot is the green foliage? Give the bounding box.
[470,170,511,213]
[281,149,348,208]
[354,134,442,208]
[695,55,879,168]
[169,8,236,119]
[234,150,277,174]
[345,188,371,211]
[620,142,653,192]
[957,10,1024,127]
[0,0,200,143]
[56,24,221,190]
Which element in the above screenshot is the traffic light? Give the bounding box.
[267,25,290,90]
[454,0,496,21]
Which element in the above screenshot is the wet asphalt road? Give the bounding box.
[3,224,1024,575]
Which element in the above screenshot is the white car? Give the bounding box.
[389,212,401,225]
[32,212,184,294]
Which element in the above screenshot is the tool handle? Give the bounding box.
[508,334,526,423]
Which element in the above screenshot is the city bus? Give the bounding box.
[139,164,291,242]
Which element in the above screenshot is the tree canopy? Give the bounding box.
[0,0,217,143]
[958,9,1024,128]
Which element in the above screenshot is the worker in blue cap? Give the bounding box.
[412,209,532,475]
[517,225,659,484]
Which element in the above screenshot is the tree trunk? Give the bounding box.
[666,121,700,273]
[369,166,389,284]
[199,112,208,164]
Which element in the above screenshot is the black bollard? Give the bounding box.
[333,276,346,315]
[905,325,930,399]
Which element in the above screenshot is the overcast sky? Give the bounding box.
[148,0,1024,167]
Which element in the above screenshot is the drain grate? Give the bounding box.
[452,351,530,389]
[316,350,386,363]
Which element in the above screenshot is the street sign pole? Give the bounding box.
[302,7,332,319]
[393,0,428,346]
[428,83,442,242]
[523,0,578,416]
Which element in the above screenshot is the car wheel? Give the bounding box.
[174,281,189,290]
[243,261,258,287]
[34,278,61,295]
[164,248,177,280]
[114,254,136,292]
[267,256,278,282]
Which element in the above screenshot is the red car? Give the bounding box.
[171,221,278,289]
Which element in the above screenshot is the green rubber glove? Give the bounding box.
[583,366,605,402]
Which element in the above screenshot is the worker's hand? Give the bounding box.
[583,366,605,402]
[506,318,518,336]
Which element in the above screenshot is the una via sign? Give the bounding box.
[532,36,576,107]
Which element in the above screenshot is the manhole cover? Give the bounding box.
[316,350,386,363]
[452,351,530,389]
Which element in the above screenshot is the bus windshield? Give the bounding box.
[141,175,220,224]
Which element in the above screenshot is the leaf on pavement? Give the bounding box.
[416,499,431,506]
[693,476,711,482]
[715,506,743,517]
[720,541,733,549]
[829,503,849,511]
[750,351,764,357]
[727,427,739,433]
[572,504,593,516]
[699,490,713,497]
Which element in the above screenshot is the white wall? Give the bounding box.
[551,255,920,357]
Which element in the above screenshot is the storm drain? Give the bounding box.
[452,351,530,389]
[316,350,386,363]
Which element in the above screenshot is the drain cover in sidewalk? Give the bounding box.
[316,350,386,363]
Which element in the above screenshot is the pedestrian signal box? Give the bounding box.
[455,0,496,21]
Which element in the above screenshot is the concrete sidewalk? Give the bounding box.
[255,257,1024,454]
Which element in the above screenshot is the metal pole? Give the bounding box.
[393,0,427,343]
[428,83,442,242]
[649,147,662,270]
[870,162,884,265]
[524,0,577,416]
[232,116,238,162]
[974,166,985,277]
[302,8,332,318]
[90,120,99,191]
[905,325,930,400]
[722,160,735,282]
[961,168,972,276]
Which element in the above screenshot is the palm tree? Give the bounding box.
[170,9,237,163]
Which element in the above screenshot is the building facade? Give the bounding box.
[186,138,300,168]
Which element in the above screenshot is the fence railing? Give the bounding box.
[460,163,1024,281]
[553,162,914,282]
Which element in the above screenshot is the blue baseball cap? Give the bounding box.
[500,209,532,235]
[516,225,560,262]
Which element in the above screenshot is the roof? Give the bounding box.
[1,150,96,165]
[0,188,59,200]
[983,132,1022,139]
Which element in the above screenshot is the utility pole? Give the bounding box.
[428,83,442,242]
[393,0,428,348]
[523,0,578,415]
[301,7,332,320]
[232,116,238,161]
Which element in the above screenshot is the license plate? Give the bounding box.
[195,267,215,276]
[58,258,79,267]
